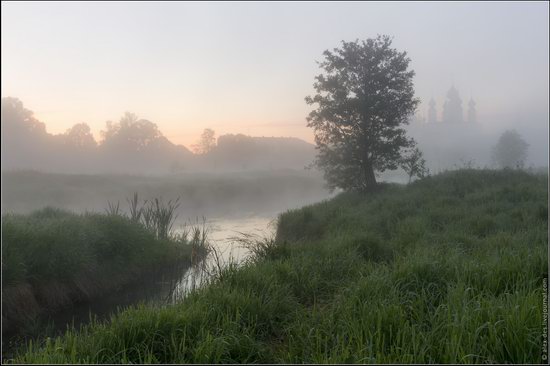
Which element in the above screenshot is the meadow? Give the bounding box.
[6,169,549,364]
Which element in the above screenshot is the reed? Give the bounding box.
[122,193,181,240]
[126,192,143,223]
[104,200,120,216]
[149,197,180,240]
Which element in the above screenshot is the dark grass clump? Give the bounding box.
[2,206,193,335]
[9,169,548,364]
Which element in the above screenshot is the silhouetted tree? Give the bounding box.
[305,35,419,191]
[100,112,163,152]
[192,128,216,154]
[98,112,191,173]
[63,123,97,149]
[1,97,47,137]
[400,147,429,183]
[1,97,54,170]
[492,130,529,169]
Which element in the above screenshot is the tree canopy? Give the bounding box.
[1,97,47,137]
[492,129,529,169]
[305,35,419,191]
[63,123,97,149]
[100,112,164,152]
[192,128,216,155]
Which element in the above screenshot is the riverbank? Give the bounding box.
[2,208,196,337]
[7,169,549,363]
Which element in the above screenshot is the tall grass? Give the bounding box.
[104,200,121,216]
[148,197,180,240]
[8,169,548,364]
[126,192,142,223]
[119,193,180,240]
[2,199,194,338]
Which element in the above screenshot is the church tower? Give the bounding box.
[427,98,438,124]
[442,86,464,123]
[467,98,477,123]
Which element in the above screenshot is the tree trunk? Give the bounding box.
[364,161,377,192]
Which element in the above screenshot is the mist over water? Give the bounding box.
[0,169,332,218]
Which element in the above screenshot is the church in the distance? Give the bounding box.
[418,86,477,124]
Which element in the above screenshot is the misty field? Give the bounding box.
[6,169,547,364]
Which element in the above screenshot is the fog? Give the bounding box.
[1,97,331,216]
[1,169,332,219]
[405,88,549,172]
[1,1,548,214]
[1,90,548,217]
[2,91,547,179]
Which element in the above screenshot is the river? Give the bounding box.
[168,215,277,301]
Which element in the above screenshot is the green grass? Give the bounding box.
[8,169,548,364]
[2,207,194,334]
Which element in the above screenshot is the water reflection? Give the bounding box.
[169,216,276,302]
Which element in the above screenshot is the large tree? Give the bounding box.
[306,35,420,191]
[192,128,216,155]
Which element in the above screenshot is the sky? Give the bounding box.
[1,1,548,147]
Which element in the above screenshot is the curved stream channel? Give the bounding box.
[3,216,275,357]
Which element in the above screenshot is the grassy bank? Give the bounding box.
[8,169,548,363]
[2,208,194,335]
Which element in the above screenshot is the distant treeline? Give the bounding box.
[1,97,316,174]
